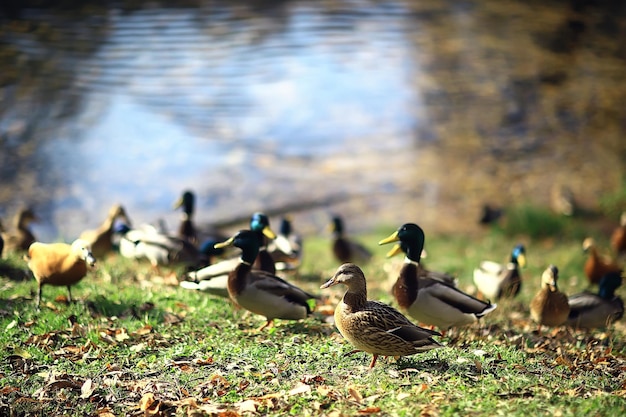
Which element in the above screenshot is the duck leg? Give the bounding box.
[66,286,73,303]
[369,354,379,369]
[257,319,274,331]
[36,284,43,309]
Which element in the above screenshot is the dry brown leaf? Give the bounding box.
[348,386,363,403]
[133,324,153,336]
[358,406,381,414]
[139,392,157,411]
[416,383,429,393]
[95,408,116,417]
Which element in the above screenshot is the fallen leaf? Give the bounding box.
[95,408,116,417]
[237,399,257,413]
[348,386,363,403]
[397,392,411,401]
[133,324,153,336]
[80,378,96,399]
[288,383,311,396]
[358,406,381,414]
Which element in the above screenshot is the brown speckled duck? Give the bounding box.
[26,239,96,308]
[79,204,130,259]
[529,265,570,334]
[379,223,496,330]
[214,229,318,330]
[1,207,37,254]
[321,263,442,368]
[582,237,622,286]
[330,215,372,265]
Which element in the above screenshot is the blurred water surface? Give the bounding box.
[1,0,625,241]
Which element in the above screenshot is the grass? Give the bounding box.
[1,215,625,416]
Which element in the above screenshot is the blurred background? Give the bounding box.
[1,0,625,241]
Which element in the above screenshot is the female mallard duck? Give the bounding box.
[610,212,626,258]
[214,229,318,330]
[26,239,96,308]
[330,215,372,265]
[473,244,526,300]
[179,212,279,297]
[529,265,570,334]
[115,223,208,271]
[379,223,496,330]
[321,263,442,368]
[566,271,624,329]
[79,204,131,258]
[268,216,303,271]
[582,237,622,286]
[1,207,37,254]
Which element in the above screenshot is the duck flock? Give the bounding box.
[1,191,625,368]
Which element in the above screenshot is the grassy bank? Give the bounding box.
[1,216,625,416]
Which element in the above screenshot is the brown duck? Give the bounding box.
[1,207,37,254]
[582,237,622,286]
[79,204,130,259]
[321,263,442,368]
[529,265,570,334]
[26,239,96,308]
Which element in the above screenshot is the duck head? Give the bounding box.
[378,223,425,263]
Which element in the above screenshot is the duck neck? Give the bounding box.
[229,262,252,296]
[598,285,614,300]
[342,287,367,311]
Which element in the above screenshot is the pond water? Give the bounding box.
[1,0,625,242]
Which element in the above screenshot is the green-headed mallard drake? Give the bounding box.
[173,190,198,244]
[268,216,303,271]
[582,237,622,286]
[473,244,526,300]
[321,263,442,368]
[566,271,624,329]
[379,223,496,330]
[174,190,230,248]
[26,239,96,308]
[249,212,278,274]
[213,229,318,330]
[529,265,570,334]
[1,207,37,254]
[115,223,208,271]
[79,204,131,259]
[330,215,372,265]
[179,212,279,297]
[610,212,626,258]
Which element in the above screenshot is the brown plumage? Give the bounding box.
[321,263,442,368]
[610,212,626,257]
[529,265,570,334]
[582,237,622,285]
[1,208,37,254]
[26,239,96,308]
[79,204,130,258]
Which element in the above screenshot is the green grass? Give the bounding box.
[1,218,625,416]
